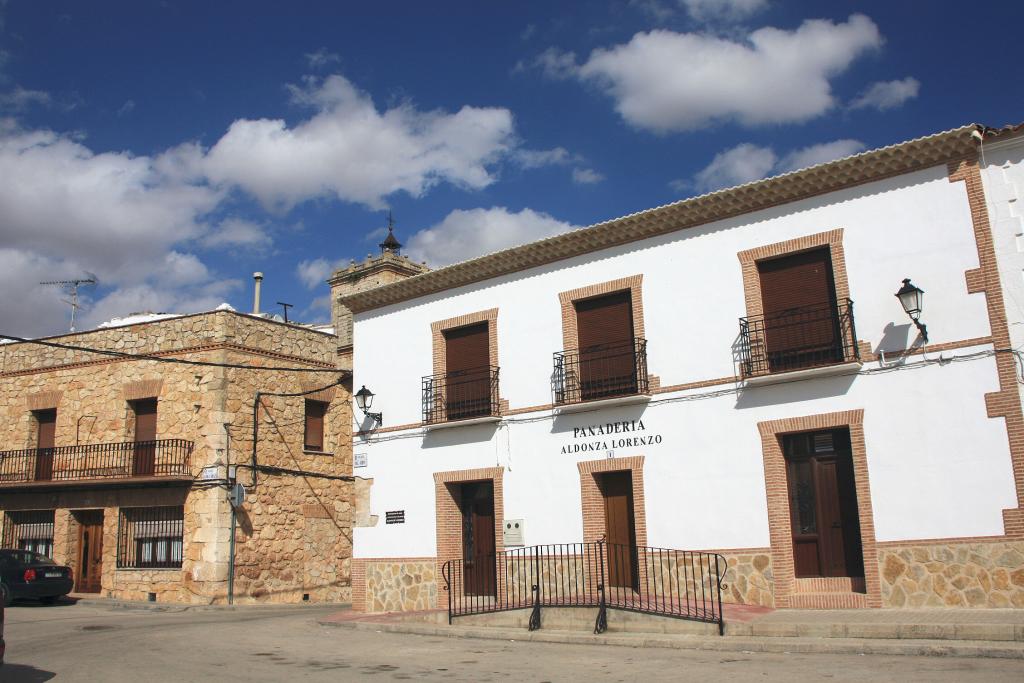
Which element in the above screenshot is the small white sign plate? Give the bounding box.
[201,466,219,481]
[503,519,525,547]
[354,453,368,468]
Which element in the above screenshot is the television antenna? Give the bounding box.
[40,275,97,332]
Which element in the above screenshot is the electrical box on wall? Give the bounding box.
[503,519,525,547]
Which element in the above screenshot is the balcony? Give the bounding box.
[422,366,501,426]
[553,337,650,409]
[738,299,860,381]
[0,439,194,487]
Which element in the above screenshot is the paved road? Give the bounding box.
[1,601,1022,682]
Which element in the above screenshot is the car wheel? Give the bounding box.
[40,595,58,605]
[0,582,11,607]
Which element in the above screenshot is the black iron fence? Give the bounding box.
[552,338,649,405]
[422,366,501,424]
[0,439,193,484]
[738,299,859,377]
[441,541,726,635]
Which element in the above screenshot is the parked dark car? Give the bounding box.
[0,549,73,606]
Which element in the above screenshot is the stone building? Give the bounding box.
[341,122,1024,619]
[0,308,353,604]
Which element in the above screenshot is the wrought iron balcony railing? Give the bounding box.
[0,439,194,485]
[738,299,859,377]
[552,337,649,406]
[422,365,501,425]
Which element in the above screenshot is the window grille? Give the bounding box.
[1,509,55,558]
[117,506,184,569]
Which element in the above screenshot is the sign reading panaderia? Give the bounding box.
[561,419,662,454]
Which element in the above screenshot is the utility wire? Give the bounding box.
[0,333,347,374]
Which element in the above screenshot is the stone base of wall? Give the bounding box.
[359,559,438,613]
[879,539,1024,608]
[719,550,775,608]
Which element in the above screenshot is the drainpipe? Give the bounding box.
[228,499,237,605]
[252,272,263,314]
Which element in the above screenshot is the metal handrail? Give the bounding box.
[441,540,726,635]
[0,438,194,483]
[552,338,649,405]
[422,365,501,424]
[738,299,858,377]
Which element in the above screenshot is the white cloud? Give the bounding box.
[514,146,572,168]
[568,14,881,133]
[117,99,135,117]
[0,120,232,336]
[203,74,516,209]
[680,0,768,22]
[850,77,920,111]
[778,139,865,172]
[528,48,580,80]
[689,138,865,193]
[296,257,341,290]
[305,48,341,69]
[406,207,578,268]
[572,168,605,184]
[0,86,51,111]
[693,143,777,192]
[200,217,272,250]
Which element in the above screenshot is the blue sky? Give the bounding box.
[0,0,1020,337]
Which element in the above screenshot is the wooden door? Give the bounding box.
[444,323,491,419]
[75,511,104,593]
[575,291,636,399]
[784,430,864,579]
[132,398,157,476]
[34,409,56,481]
[600,471,638,590]
[460,481,496,596]
[757,249,840,371]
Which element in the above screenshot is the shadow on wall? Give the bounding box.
[876,321,914,355]
[421,422,500,449]
[734,372,857,410]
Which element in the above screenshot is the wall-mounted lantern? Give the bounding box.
[895,278,928,342]
[355,385,383,428]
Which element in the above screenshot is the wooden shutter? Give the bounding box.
[575,291,634,350]
[133,399,158,442]
[757,249,838,368]
[304,400,326,451]
[757,248,835,315]
[444,323,490,373]
[35,409,56,449]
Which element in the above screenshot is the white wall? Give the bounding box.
[352,162,1020,559]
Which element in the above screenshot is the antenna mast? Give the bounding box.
[40,277,97,332]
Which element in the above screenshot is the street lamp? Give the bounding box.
[355,385,383,428]
[895,278,928,342]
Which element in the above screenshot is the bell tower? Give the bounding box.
[328,215,429,368]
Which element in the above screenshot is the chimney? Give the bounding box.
[252,272,263,314]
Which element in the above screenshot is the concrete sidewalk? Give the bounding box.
[318,606,1024,659]
[66,593,351,613]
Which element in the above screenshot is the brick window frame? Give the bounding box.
[429,309,505,415]
[577,456,648,548]
[558,276,645,352]
[756,410,881,608]
[433,467,505,595]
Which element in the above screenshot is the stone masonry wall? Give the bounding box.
[364,560,438,612]
[0,312,350,604]
[879,539,1024,608]
[222,349,353,604]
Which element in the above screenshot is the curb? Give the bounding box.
[318,619,1024,660]
[74,598,351,613]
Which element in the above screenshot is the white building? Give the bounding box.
[337,123,1024,618]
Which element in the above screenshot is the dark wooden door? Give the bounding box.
[460,481,496,596]
[34,409,56,481]
[444,323,491,419]
[757,249,840,371]
[575,291,636,400]
[75,512,104,593]
[132,398,157,476]
[784,430,864,579]
[600,471,638,590]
